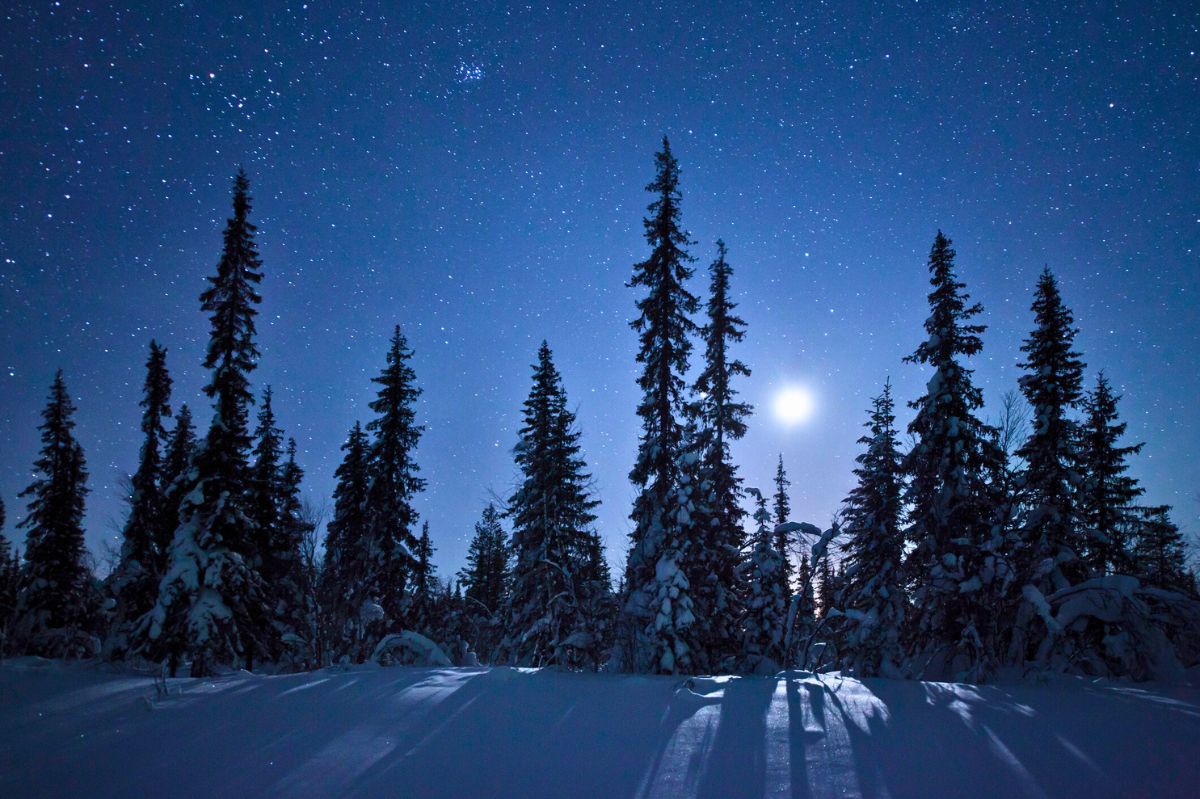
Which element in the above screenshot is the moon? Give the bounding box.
[773,385,816,427]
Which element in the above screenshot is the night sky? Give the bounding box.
[1,1,1197,575]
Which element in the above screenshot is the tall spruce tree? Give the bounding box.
[144,170,268,676]
[503,343,604,669]
[1078,373,1144,576]
[837,381,906,677]
[363,326,426,634]
[619,136,701,674]
[689,240,752,668]
[902,231,1004,680]
[16,371,94,656]
[1014,269,1087,593]
[108,341,173,657]
[321,422,371,661]
[460,503,509,661]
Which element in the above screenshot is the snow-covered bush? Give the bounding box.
[1026,576,1200,682]
[371,631,453,667]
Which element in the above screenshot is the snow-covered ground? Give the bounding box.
[2,659,1198,798]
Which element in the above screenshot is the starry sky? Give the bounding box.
[1,1,1197,575]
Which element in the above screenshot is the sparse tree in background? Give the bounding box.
[1077,374,1144,576]
[1131,506,1190,593]
[772,455,795,600]
[408,521,438,637]
[460,504,509,660]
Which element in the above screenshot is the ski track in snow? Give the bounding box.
[1,659,1198,798]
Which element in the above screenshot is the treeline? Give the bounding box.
[0,142,1196,683]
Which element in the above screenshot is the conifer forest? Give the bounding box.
[2,3,1198,797]
[3,140,1197,686]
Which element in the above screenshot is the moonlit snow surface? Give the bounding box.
[3,658,1199,798]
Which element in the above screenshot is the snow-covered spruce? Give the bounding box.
[836,381,906,678]
[1006,268,1087,666]
[105,341,173,660]
[617,136,701,675]
[139,170,268,677]
[500,342,610,670]
[687,240,752,671]
[901,231,1007,681]
[739,490,788,673]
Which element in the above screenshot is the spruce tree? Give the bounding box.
[272,438,313,664]
[16,371,94,656]
[1014,269,1087,593]
[1132,506,1189,592]
[772,455,794,595]
[837,381,906,677]
[248,386,284,575]
[363,326,426,634]
[0,499,19,656]
[794,553,816,655]
[1078,374,1144,575]
[503,343,604,669]
[773,456,791,526]
[816,555,836,619]
[460,503,509,659]
[129,402,194,665]
[144,170,267,676]
[689,240,752,668]
[619,136,700,675]
[320,422,371,661]
[157,404,195,570]
[574,529,616,670]
[902,231,1003,680]
[409,521,438,636]
[108,341,173,657]
[740,490,788,673]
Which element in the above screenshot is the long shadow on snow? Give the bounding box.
[341,667,721,799]
[692,676,784,799]
[821,676,1200,799]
